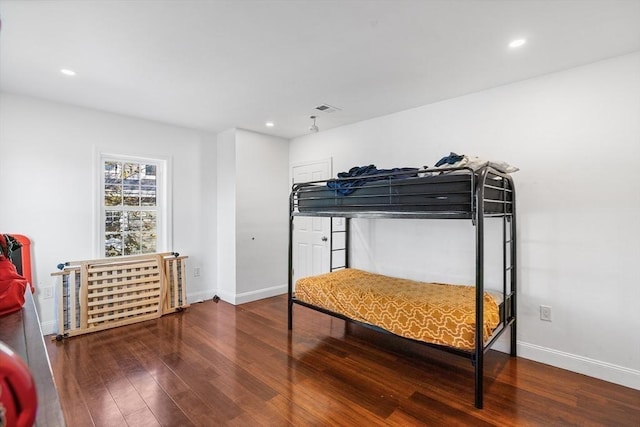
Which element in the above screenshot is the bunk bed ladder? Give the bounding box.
[502,176,517,357]
[287,206,294,330]
[329,217,350,271]
[473,168,517,409]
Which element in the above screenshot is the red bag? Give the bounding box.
[0,256,28,316]
[0,234,30,316]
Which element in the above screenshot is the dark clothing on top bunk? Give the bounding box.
[327,165,419,195]
[434,152,465,167]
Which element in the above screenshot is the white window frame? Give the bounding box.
[96,152,172,258]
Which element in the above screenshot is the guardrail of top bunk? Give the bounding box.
[290,166,480,218]
[51,252,189,340]
[479,168,514,218]
[290,165,514,240]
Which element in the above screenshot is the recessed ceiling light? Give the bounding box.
[265,121,275,127]
[60,68,77,76]
[508,39,526,49]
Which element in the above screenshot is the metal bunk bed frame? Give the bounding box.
[287,166,516,409]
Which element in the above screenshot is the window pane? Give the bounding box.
[141,233,156,253]
[123,163,140,184]
[140,164,156,206]
[124,211,142,232]
[123,233,141,256]
[142,164,156,180]
[105,234,122,257]
[141,211,156,232]
[105,211,122,233]
[123,185,140,206]
[104,185,122,206]
[104,161,122,184]
[141,185,156,206]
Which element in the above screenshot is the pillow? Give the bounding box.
[488,160,519,174]
[427,154,518,174]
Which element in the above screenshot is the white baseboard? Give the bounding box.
[216,284,287,305]
[40,320,57,336]
[187,290,217,304]
[236,284,287,305]
[483,331,639,391]
[214,289,236,304]
[517,341,640,390]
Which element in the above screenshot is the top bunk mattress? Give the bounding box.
[294,169,513,215]
[294,268,500,351]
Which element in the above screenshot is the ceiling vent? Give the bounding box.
[315,104,341,114]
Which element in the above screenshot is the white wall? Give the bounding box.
[216,128,237,302]
[289,52,640,389]
[216,128,289,304]
[200,131,218,302]
[0,93,217,333]
[235,129,289,297]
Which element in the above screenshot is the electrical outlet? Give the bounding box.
[540,305,552,322]
[193,267,201,278]
[43,287,54,299]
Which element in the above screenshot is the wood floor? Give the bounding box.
[46,295,640,426]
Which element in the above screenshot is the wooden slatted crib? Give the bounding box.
[51,252,188,340]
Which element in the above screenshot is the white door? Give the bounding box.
[291,159,331,286]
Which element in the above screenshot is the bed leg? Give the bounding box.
[474,353,484,409]
[288,299,293,330]
[510,319,517,357]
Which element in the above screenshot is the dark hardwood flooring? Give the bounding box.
[46,295,640,426]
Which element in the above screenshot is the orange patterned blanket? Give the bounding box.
[295,268,500,350]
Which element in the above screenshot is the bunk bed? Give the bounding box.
[287,165,517,409]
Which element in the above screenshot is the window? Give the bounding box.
[100,155,169,257]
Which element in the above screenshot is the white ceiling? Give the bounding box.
[1,0,639,139]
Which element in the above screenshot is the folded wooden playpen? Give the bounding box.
[51,252,188,340]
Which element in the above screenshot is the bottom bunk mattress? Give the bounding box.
[294,268,500,351]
